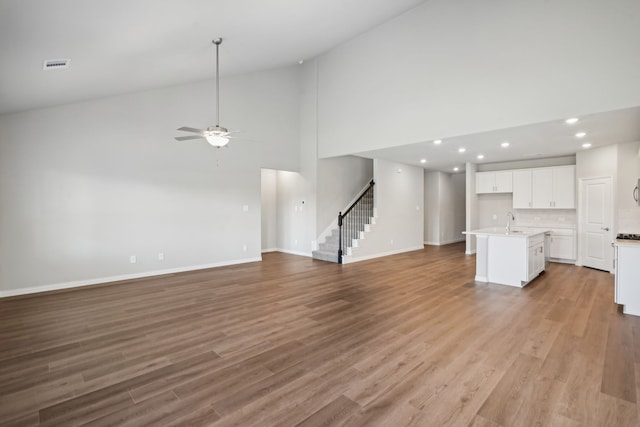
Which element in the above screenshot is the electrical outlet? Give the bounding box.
[130,255,136,264]
[242,205,249,212]
[492,214,497,220]
[242,244,247,252]
[158,252,164,261]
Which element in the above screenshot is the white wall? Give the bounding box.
[451,173,467,241]
[617,142,640,233]
[0,66,301,295]
[576,144,618,181]
[266,59,374,258]
[275,170,315,256]
[424,171,440,244]
[617,142,640,211]
[298,59,319,252]
[260,169,277,251]
[316,156,373,236]
[348,159,423,261]
[465,163,478,254]
[317,0,640,158]
[424,171,465,245]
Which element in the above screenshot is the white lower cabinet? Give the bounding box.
[527,235,545,282]
[548,229,576,262]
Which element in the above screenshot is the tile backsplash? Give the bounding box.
[618,208,640,233]
[514,209,577,228]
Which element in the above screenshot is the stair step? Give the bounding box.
[312,250,339,263]
[320,243,339,252]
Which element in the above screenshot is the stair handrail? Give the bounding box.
[338,180,375,264]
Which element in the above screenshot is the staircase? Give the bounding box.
[312,180,375,264]
[312,229,342,263]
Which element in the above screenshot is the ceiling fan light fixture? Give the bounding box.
[206,135,230,147]
[175,38,238,148]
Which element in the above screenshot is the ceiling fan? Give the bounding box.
[175,38,235,148]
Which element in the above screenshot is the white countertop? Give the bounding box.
[614,239,640,247]
[517,225,577,231]
[463,227,550,238]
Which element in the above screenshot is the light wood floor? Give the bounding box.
[1,243,639,426]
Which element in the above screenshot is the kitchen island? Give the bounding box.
[464,227,550,287]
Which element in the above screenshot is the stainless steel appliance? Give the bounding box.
[617,233,640,241]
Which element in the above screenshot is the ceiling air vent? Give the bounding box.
[43,59,71,70]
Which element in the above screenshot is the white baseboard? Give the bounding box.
[261,248,278,253]
[343,245,425,264]
[276,249,312,258]
[465,250,477,255]
[0,257,262,299]
[548,258,577,265]
[424,238,466,246]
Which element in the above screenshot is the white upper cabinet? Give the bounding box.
[552,166,576,208]
[512,165,575,209]
[476,171,513,194]
[532,168,554,208]
[512,170,532,208]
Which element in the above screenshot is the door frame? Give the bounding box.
[577,175,614,272]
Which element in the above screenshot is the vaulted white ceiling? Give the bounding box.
[2,0,639,171]
[0,0,425,114]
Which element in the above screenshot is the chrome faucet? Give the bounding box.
[506,211,515,233]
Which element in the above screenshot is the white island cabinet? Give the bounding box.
[464,228,550,287]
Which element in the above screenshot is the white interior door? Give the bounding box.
[580,177,613,271]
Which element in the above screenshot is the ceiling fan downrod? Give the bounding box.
[213,38,222,127]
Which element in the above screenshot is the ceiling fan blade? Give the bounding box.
[177,126,205,134]
[174,135,205,141]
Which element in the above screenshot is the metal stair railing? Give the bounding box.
[338,180,375,264]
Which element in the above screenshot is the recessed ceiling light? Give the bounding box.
[298,59,304,65]
[501,141,510,148]
[420,158,427,164]
[565,117,579,124]
[453,167,459,172]
[575,132,587,138]
[433,140,442,145]
[477,154,484,160]
[458,148,466,153]
[582,143,592,149]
